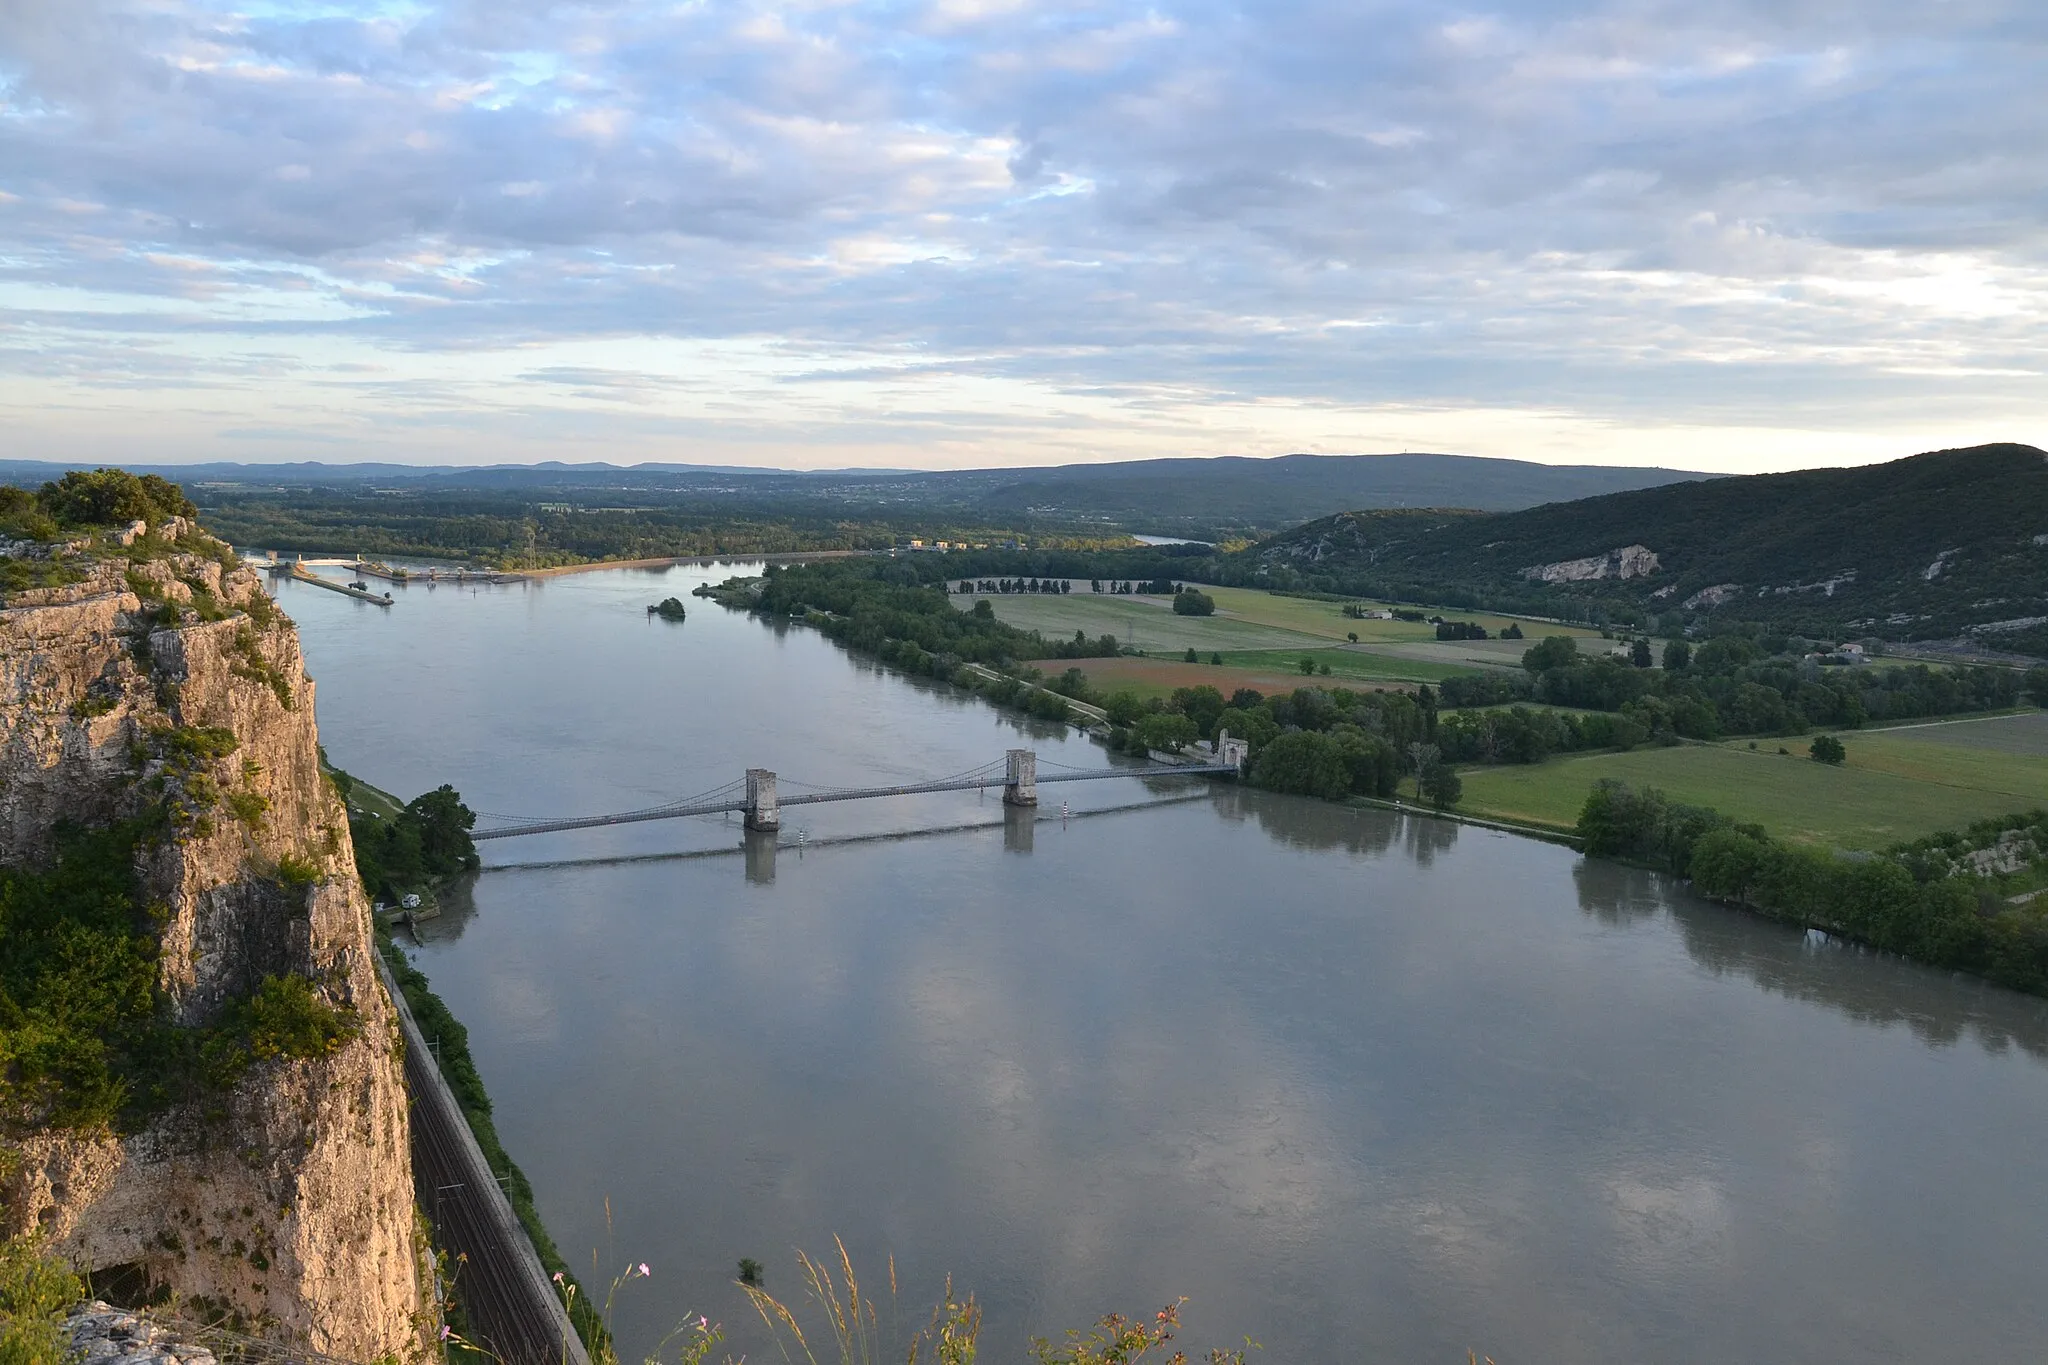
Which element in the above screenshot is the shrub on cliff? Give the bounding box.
[34,469,195,532]
[0,1231,84,1365]
[0,487,58,542]
[0,816,359,1132]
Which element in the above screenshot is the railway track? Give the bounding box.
[378,955,593,1365]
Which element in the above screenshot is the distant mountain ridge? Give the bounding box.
[1247,443,2048,650]
[0,452,1708,539]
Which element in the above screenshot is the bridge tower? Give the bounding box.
[1217,729,1250,771]
[1003,749,1038,807]
[745,768,781,832]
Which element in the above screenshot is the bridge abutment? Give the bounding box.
[745,768,781,831]
[1003,748,1037,806]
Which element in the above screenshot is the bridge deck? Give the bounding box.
[472,762,1238,841]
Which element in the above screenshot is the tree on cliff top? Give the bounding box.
[34,468,196,531]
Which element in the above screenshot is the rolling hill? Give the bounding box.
[0,451,1705,541]
[1244,443,2048,652]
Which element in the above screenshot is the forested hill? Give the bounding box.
[924,452,1704,532]
[1247,443,2048,650]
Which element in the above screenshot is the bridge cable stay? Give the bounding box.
[470,777,746,831]
[774,758,1006,800]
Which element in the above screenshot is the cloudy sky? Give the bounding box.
[0,1,2041,473]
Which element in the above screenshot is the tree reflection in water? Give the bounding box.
[1574,855,2048,1062]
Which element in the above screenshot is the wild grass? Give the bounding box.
[735,1241,1250,1365]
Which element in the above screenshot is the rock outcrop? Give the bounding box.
[0,530,424,1360]
[66,1301,219,1365]
[1520,543,1660,583]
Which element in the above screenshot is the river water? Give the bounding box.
[273,563,2048,1364]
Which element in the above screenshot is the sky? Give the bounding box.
[0,1,2042,474]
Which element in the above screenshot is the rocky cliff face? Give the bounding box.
[1519,543,1660,584]
[0,528,424,1361]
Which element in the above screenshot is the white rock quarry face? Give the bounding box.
[1521,544,1661,583]
[1683,583,1742,611]
[0,540,424,1362]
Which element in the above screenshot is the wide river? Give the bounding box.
[275,563,2048,1364]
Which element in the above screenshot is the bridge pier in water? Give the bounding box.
[745,768,781,831]
[743,827,777,884]
[1003,801,1036,854]
[1003,748,1037,806]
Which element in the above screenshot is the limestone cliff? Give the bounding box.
[0,525,424,1360]
[1519,543,1660,584]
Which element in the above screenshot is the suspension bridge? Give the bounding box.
[470,741,1250,841]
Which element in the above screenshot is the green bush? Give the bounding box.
[0,811,363,1131]
[35,469,195,530]
[1810,734,1846,764]
[235,976,358,1064]
[0,1232,85,1365]
[1024,689,1072,723]
[0,486,59,541]
[274,853,321,889]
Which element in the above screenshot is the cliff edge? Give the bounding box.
[0,490,423,1360]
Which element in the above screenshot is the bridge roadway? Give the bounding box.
[471,756,1242,842]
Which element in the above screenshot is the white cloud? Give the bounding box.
[0,0,2042,469]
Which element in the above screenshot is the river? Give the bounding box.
[273,562,2048,1364]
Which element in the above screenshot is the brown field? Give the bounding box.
[1049,654,1415,702]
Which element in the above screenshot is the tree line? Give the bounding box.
[1580,783,2048,997]
[1436,634,2022,749]
[747,561,1120,670]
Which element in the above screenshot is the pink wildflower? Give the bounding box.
[638,1262,651,1278]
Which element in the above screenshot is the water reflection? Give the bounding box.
[1574,859,2048,1060]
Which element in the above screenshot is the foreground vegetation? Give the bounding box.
[0,1231,85,1364]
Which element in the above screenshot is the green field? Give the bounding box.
[1210,647,1471,684]
[968,584,1602,673]
[1194,585,1605,644]
[975,590,1326,653]
[1458,716,2048,851]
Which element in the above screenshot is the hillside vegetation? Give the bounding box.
[1246,443,2048,649]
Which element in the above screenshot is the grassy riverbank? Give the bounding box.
[1457,713,2048,850]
